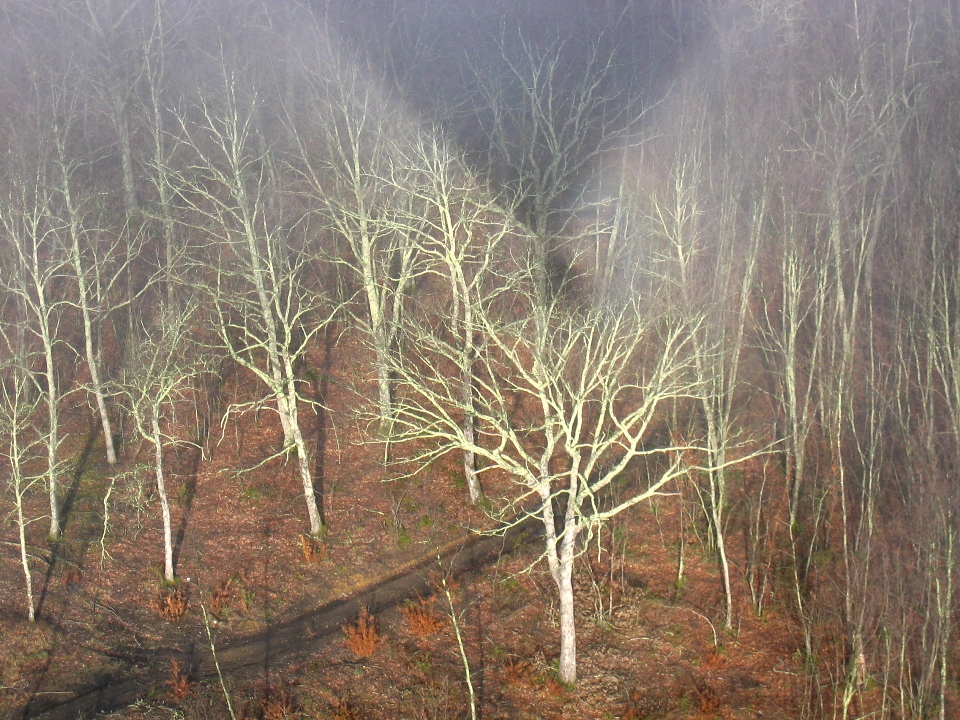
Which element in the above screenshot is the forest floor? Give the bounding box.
[0,331,807,719]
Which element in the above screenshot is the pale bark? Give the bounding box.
[0,330,44,622]
[151,411,175,583]
[555,541,577,685]
[460,372,480,504]
[293,43,436,441]
[541,480,580,685]
[178,70,328,536]
[17,492,35,622]
[6,380,38,621]
[115,102,139,217]
[401,137,508,503]
[57,149,117,464]
[390,259,698,686]
[41,326,60,540]
[121,301,204,580]
[1,181,65,541]
[283,352,324,536]
[648,126,763,630]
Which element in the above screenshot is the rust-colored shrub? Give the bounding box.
[210,571,249,618]
[166,659,192,701]
[695,680,722,713]
[299,534,325,563]
[245,682,300,720]
[151,588,186,621]
[400,595,445,638]
[503,657,532,686]
[343,607,381,658]
[329,696,359,720]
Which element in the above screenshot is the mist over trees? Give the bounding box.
[1,0,960,715]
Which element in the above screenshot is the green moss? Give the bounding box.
[241,483,266,501]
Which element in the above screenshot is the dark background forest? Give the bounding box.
[1,0,960,718]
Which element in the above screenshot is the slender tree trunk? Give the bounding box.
[85,317,116,464]
[937,521,953,720]
[67,227,116,464]
[711,469,734,631]
[58,142,118,464]
[116,105,138,217]
[282,356,324,537]
[152,411,175,583]
[42,333,60,541]
[375,344,392,438]
[461,370,481,504]
[160,186,177,309]
[15,479,35,622]
[235,184,295,447]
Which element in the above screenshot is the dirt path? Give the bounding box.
[21,517,539,719]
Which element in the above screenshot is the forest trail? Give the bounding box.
[20,517,539,719]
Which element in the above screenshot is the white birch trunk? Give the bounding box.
[61,175,117,464]
[17,487,36,622]
[539,478,580,685]
[152,411,175,583]
[461,370,480,504]
[375,344,392,438]
[282,355,324,536]
[239,212,294,446]
[459,280,481,504]
[556,543,577,685]
[42,332,60,541]
[10,407,37,621]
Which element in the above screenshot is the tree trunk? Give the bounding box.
[16,486,35,622]
[938,523,953,720]
[282,360,325,537]
[461,371,481,504]
[43,335,60,541]
[375,343,392,438]
[152,411,175,583]
[237,196,294,448]
[556,545,577,685]
[293,422,324,537]
[73,255,116,464]
[540,481,579,686]
[61,155,117,464]
[702,396,733,630]
[711,470,734,631]
[116,106,138,217]
[87,334,116,464]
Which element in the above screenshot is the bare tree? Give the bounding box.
[119,299,204,583]
[46,82,135,466]
[67,0,158,218]
[893,200,960,720]
[817,56,918,720]
[294,35,425,439]
[755,187,831,656]
[179,56,329,537]
[401,134,513,503]
[390,261,700,685]
[645,112,768,630]
[465,32,646,304]
[137,0,192,309]
[0,129,69,541]
[0,324,46,621]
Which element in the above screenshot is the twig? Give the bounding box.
[438,554,477,720]
[201,603,238,720]
[683,607,720,649]
[100,475,117,568]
